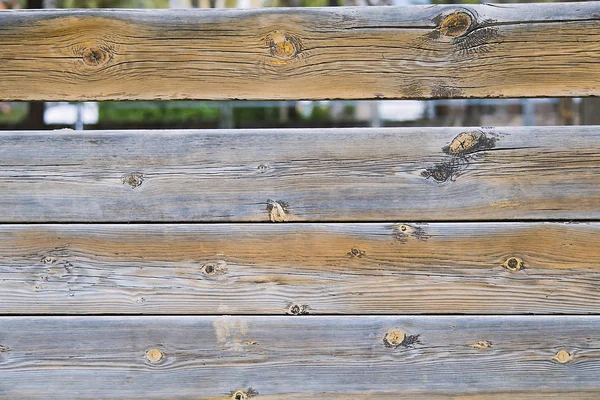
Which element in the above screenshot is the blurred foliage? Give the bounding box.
[343,105,355,118]
[58,0,169,7]
[431,0,556,2]
[96,102,354,126]
[264,0,332,6]
[0,104,27,123]
[98,102,219,123]
[54,0,331,8]
[299,0,329,6]
[430,0,478,3]
[0,0,24,9]
[234,107,280,124]
[305,105,330,121]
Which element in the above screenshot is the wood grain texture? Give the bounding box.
[0,316,599,399]
[1,222,599,315]
[0,126,598,222]
[0,3,598,100]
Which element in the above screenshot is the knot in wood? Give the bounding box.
[201,261,227,276]
[421,161,457,183]
[257,164,269,173]
[394,224,429,243]
[121,172,144,189]
[232,388,258,400]
[266,199,289,222]
[553,349,573,364]
[203,263,216,275]
[41,256,57,264]
[472,340,492,349]
[439,12,472,37]
[348,247,366,258]
[233,391,247,400]
[145,348,164,363]
[287,303,309,315]
[82,46,110,66]
[431,167,450,182]
[443,130,496,156]
[267,31,300,61]
[503,256,524,272]
[383,329,406,347]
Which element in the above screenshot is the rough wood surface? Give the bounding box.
[0,3,598,100]
[0,126,598,222]
[0,316,599,399]
[1,222,599,315]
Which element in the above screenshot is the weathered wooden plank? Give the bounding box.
[0,3,598,100]
[0,316,599,399]
[2,222,599,314]
[0,126,598,221]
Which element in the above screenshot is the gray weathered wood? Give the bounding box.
[0,316,599,399]
[0,126,598,221]
[1,223,599,315]
[0,3,598,100]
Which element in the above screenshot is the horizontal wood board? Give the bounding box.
[1,222,599,314]
[0,316,599,399]
[0,126,598,221]
[0,3,598,100]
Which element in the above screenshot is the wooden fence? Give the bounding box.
[0,3,599,399]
